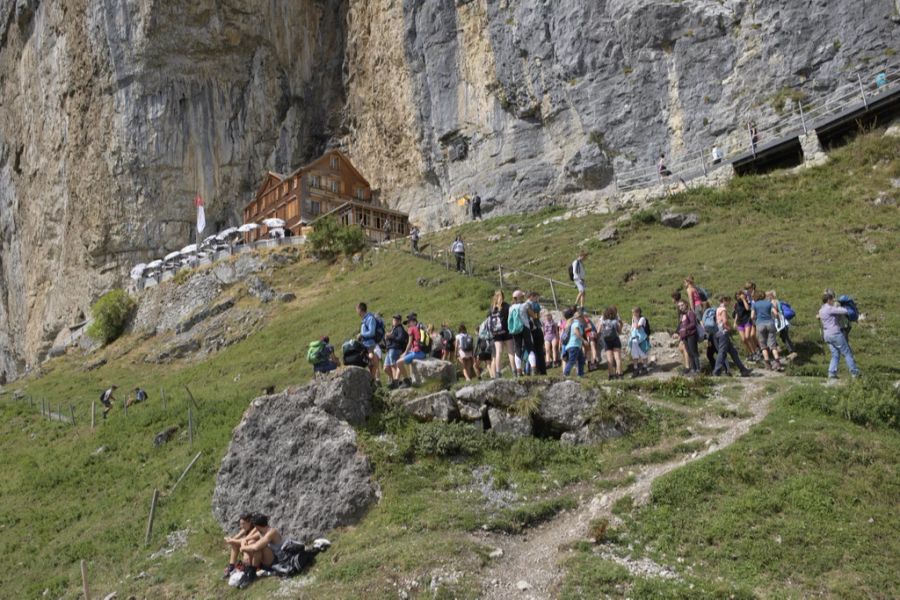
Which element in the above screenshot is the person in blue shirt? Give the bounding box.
[562,308,586,377]
[750,290,783,371]
[356,302,382,382]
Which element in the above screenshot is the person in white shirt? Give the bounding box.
[451,235,466,272]
[572,251,587,308]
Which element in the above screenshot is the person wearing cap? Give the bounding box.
[384,314,411,389]
[401,314,427,380]
[312,336,338,374]
[357,302,383,382]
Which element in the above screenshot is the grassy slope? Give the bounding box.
[0,131,896,599]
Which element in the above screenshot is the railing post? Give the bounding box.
[799,101,808,135]
[700,150,708,177]
[857,73,868,109]
[613,172,619,194]
[498,265,504,290]
[549,279,560,311]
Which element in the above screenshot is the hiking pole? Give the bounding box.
[91,401,95,430]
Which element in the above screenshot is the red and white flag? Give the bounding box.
[195,195,206,234]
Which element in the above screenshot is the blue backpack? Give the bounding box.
[838,295,859,322]
[780,301,796,321]
[507,304,525,335]
[702,307,718,333]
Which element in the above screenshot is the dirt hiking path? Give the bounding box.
[475,377,773,599]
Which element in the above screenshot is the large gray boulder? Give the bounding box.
[296,366,373,426]
[537,380,597,433]
[488,408,533,438]
[213,369,378,541]
[411,359,457,388]
[403,391,458,423]
[660,210,700,229]
[455,379,528,409]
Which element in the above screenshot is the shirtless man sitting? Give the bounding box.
[237,514,283,588]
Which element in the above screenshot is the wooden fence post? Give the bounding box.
[57,403,61,423]
[170,451,203,495]
[145,488,159,546]
[549,279,560,311]
[123,397,128,418]
[161,387,166,411]
[188,405,194,449]
[91,401,96,430]
[498,265,504,290]
[80,559,91,600]
[70,405,76,427]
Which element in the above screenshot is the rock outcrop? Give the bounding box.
[213,367,378,541]
[1,0,893,378]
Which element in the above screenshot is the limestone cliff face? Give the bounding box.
[0,0,896,379]
[0,0,347,378]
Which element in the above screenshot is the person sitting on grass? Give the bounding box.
[223,512,255,579]
[237,514,284,588]
[312,336,339,374]
[127,387,148,408]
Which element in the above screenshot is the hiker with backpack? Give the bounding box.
[628,307,651,378]
[571,251,587,309]
[410,226,420,253]
[713,296,753,377]
[99,385,117,419]
[750,290,784,371]
[401,313,428,369]
[472,194,482,220]
[701,302,719,370]
[671,291,690,371]
[677,301,701,375]
[830,290,859,339]
[684,276,706,320]
[488,290,516,378]
[509,290,538,377]
[127,387,149,408]
[357,302,385,382]
[818,291,860,379]
[600,306,624,379]
[475,318,495,378]
[562,308,587,377]
[455,324,476,381]
[384,316,412,389]
[308,336,338,374]
[583,313,602,372]
[451,235,466,273]
[542,312,560,368]
[770,290,796,356]
[527,291,547,375]
[438,323,456,362]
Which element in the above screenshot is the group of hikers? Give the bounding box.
[307,251,862,383]
[96,385,149,418]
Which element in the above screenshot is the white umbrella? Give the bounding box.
[216,227,240,240]
[164,251,182,261]
[146,260,163,269]
[130,263,147,280]
[263,217,285,228]
[269,227,285,238]
[180,244,198,254]
[238,223,260,232]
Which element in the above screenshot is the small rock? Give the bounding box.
[516,580,532,591]
[489,548,504,559]
[278,292,297,303]
[84,357,107,371]
[92,446,107,455]
[660,210,700,229]
[597,225,618,242]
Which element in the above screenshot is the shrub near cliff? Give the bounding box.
[87,289,136,344]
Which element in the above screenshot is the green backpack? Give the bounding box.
[307,340,327,364]
[507,304,525,335]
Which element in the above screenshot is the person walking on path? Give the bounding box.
[571,251,587,309]
[677,301,701,375]
[600,306,624,379]
[751,290,783,371]
[562,308,586,377]
[628,307,650,378]
[451,235,466,273]
[488,290,516,378]
[472,194,482,220]
[713,296,752,377]
[357,302,383,383]
[455,324,476,381]
[818,291,860,379]
[410,226,420,253]
[509,290,537,376]
[542,312,560,368]
[384,315,410,389]
[99,385,117,419]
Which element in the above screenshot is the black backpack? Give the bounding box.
[568,263,575,281]
[459,334,474,352]
[342,339,369,367]
[440,328,455,350]
[642,318,651,337]
[271,541,327,577]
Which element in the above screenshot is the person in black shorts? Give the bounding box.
[99,385,117,419]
